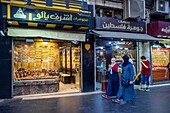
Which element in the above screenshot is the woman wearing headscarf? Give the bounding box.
[102,58,119,99]
[112,55,135,104]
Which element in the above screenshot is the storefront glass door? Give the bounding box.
[95,40,137,91]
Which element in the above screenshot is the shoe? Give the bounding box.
[102,94,109,99]
[120,100,127,105]
[138,87,145,91]
[127,100,135,103]
[145,88,150,92]
[112,99,120,103]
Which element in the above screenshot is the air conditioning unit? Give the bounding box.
[124,0,145,19]
[165,9,170,19]
[151,0,169,14]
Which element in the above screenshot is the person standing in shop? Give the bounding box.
[166,62,170,79]
[139,56,151,92]
[112,55,135,104]
[102,58,119,99]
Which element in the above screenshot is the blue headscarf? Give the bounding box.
[122,55,131,67]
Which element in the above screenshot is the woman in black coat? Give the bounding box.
[112,55,135,104]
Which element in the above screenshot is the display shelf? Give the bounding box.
[14,42,59,81]
[152,48,169,67]
[72,47,80,70]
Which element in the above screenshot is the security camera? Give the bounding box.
[0,30,5,37]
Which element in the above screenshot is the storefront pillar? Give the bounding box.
[137,42,151,71]
[81,34,95,92]
[137,42,143,73]
[0,4,12,99]
[0,37,13,99]
[143,42,151,61]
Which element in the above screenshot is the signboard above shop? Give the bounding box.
[148,21,170,37]
[95,17,146,34]
[8,6,90,26]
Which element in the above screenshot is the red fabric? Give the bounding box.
[141,60,150,75]
[112,64,118,72]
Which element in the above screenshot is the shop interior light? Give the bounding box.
[165,44,170,48]
[109,42,112,44]
[160,3,164,7]
[163,36,167,38]
[153,45,160,48]
[157,35,162,37]
[72,40,79,45]
[121,39,124,41]
[43,39,50,42]
[26,39,34,43]
[116,46,119,49]
[42,42,48,44]
[100,47,104,49]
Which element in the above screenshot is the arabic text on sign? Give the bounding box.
[161,26,170,34]
[102,22,143,32]
[33,11,73,21]
[32,11,88,23]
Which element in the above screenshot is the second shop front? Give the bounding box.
[148,21,170,82]
[93,17,159,90]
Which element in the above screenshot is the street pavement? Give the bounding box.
[0,85,170,113]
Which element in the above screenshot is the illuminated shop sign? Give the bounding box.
[148,21,170,37]
[161,25,170,34]
[10,6,90,26]
[95,17,146,33]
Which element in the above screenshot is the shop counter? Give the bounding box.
[60,73,75,84]
[152,68,169,82]
[13,78,60,96]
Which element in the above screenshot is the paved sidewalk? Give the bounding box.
[0,99,4,103]
[0,85,170,113]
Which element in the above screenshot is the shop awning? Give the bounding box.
[8,27,86,41]
[92,30,161,41]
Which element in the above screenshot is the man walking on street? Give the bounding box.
[139,56,151,92]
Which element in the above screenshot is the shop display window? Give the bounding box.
[111,41,136,67]
[152,48,170,81]
[95,41,136,84]
[152,48,169,68]
[72,47,81,72]
[14,41,59,81]
[14,41,81,82]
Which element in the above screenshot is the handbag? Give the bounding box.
[121,64,134,87]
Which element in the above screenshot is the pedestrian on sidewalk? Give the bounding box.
[139,56,151,92]
[166,62,170,79]
[102,58,119,99]
[112,55,135,104]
